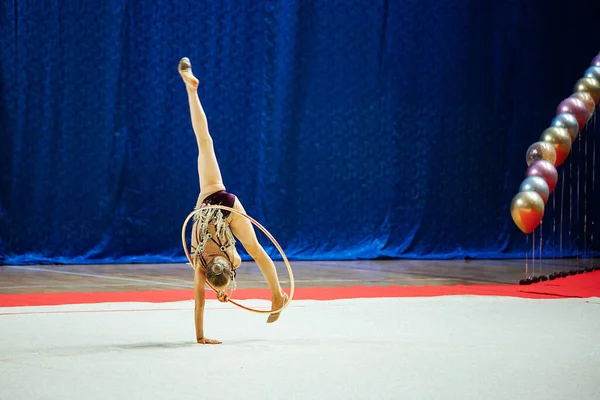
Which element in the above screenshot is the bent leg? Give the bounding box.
[228,199,287,323]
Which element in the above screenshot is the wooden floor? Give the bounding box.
[1,258,597,295]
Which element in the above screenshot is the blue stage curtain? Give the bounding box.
[1,0,599,264]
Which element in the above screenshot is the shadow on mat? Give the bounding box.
[115,341,195,350]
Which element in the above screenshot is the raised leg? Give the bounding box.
[179,57,225,199]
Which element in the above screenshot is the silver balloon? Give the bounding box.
[519,176,550,204]
[551,113,579,142]
[584,66,600,83]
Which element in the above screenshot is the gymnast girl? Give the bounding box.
[178,57,288,344]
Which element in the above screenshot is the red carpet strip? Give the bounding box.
[1,271,599,307]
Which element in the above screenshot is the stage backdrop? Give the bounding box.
[1,0,600,264]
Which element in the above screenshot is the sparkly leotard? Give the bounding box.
[191,190,237,270]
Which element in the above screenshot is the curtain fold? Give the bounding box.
[1,0,599,264]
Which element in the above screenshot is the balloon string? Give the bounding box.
[539,220,543,275]
[532,229,535,276]
[569,156,572,256]
[560,169,565,258]
[525,234,529,278]
[552,190,556,263]
[584,128,588,259]
[577,135,581,261]
[592,110,596,265]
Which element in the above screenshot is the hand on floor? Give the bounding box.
[197,338,222,345]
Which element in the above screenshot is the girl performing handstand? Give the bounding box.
[178,57,288,344]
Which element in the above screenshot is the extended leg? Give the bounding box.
[179,58,225,198]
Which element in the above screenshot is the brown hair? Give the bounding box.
[205,256,232,289]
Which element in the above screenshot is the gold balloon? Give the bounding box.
[571,92,596,117]
[574,77,600,104]
[540,127,571,166]
[526,141,556,166]
[510,191,545,234]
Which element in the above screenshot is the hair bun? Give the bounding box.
[211,263,224,275]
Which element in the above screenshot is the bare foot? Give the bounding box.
[267,291,288,323]
[178,57,199,89]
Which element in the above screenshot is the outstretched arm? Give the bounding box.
[194,266,221,344]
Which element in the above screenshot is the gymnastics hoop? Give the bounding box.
[182,204,294,315]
